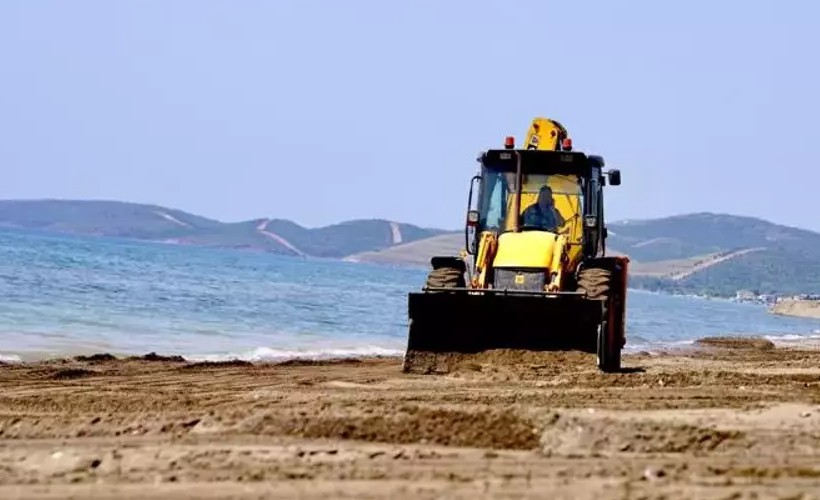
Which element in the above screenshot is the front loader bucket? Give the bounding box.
[402,289,603,374]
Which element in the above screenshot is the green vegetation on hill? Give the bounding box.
[611,213,820,297]
[630,248,820,297]
[0,199,221,239]
[608,212,820,262]
[345,233,463,267]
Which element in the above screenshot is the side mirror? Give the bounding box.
[607,169,621,186]
[466,210,480,227]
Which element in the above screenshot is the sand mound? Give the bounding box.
[275,357,363,367]
[695,336,775,350]
[540,414,744,456]
[47,368,98,380]
[248,405,541,450]
[73,353,118,363]
[403,349,596,376]
[179,359,253,370]
[128,352,187,362]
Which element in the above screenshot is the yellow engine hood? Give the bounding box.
[492,231,558,269]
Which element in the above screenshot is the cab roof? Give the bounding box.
[479,149,599,177]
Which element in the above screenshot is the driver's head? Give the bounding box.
[537,186,554,207]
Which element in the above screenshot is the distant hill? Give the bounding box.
[606,212,819,261]
[606,213,820,297]
[0,199,448,259]
[3,200,820,297]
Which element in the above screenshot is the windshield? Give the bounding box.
[479,168,584,241]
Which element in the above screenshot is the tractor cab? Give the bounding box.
[465,146,607,292]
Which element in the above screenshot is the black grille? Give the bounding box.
[493,268,547,292]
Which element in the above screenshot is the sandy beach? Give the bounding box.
[1,338,819,499]
[770,298,820,319]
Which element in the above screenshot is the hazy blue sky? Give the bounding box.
[1,1,818,230]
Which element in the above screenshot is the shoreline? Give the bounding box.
[4,330,820,365]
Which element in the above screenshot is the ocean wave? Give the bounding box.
[763,332,820,345]
[0,353,22,363]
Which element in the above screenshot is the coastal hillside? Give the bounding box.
[0,200,447,258]
[611,213,820,297]
[606,212,820,261]
[344,233,463,267]
[0,199,224,238]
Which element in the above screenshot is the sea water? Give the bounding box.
[0,227,818,362]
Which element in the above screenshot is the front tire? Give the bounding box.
[425,266,466,290]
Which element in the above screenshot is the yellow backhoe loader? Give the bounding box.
[403,117,629,373]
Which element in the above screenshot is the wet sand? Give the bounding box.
[1,338,819,499]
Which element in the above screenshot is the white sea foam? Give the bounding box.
[763,332,820,347]
[187,345,404,363]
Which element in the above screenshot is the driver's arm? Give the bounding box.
[554,207,565,227]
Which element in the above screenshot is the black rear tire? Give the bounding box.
[577,266,621,372]
[596,301,621,372]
